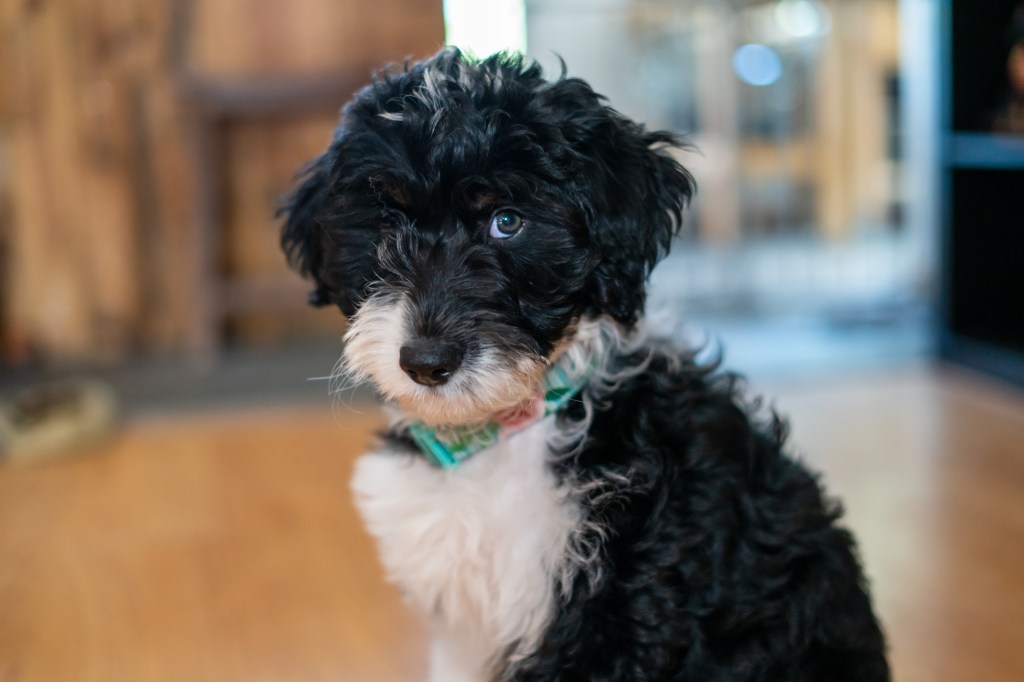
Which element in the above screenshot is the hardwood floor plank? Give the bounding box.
[1,368,1022,681]
[769,368,1024,682]
[0,409,427,682]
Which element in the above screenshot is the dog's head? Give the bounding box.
[281,49,693,426]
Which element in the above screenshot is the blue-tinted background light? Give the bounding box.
[732,44,783,86]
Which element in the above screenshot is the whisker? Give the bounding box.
[328,354,370,416]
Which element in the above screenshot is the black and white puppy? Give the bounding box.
[281,48,890,682]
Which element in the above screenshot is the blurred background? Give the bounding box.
[1,0,926,379]
[1,1,1023,681]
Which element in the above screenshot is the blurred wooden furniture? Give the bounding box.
[0,0,443,365]
[1,0,189,362]
[1,367,1023,681]
[173,0,444,359]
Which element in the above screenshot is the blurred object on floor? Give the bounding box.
[0,379,119,464]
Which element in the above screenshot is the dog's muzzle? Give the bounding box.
[399,339,464,387]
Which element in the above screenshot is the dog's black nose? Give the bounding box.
[399,340,464,387]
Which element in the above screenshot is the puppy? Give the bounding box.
[281,48,889,682]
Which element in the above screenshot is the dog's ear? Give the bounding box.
[586,128,693,326]
[280,155,334,308]
[541,79,695,326]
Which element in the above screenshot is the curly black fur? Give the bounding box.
[281,49,693,340]
[280,48,889,681]
[508,348,889,681]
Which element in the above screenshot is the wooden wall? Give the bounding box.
[0,0,444,365]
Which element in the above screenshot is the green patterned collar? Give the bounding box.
[406,353,594,469]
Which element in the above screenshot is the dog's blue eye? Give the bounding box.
[489,211,524,239]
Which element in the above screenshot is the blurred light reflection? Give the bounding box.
[732,44,783,87]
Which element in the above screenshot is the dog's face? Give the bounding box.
[281,50,693,426]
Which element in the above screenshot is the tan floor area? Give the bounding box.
[1,366,1023,681]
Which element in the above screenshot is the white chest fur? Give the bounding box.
[351,418,581,679]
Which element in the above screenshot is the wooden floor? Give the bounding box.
[1,365,1023,681]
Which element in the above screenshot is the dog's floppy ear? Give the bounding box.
[542,78,695,326]
[280,155,333,308]
[586,128,693,326]
[280,143,382,317]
